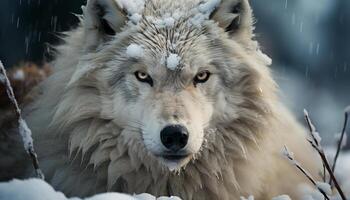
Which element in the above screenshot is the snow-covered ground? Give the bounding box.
[0,149,349,200]
[0,179,181,200]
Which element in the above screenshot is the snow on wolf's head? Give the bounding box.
[56,0,274,176]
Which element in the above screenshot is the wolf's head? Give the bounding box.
[60,0,274,174]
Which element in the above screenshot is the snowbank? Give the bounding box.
[0,179,181,200]
[1,149,348,200]
[3,151,349,200]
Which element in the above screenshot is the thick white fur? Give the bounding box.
[23,0,322,199]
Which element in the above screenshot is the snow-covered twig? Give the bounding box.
[303,110,347,200]
[282,146,331,200]
[0,61,44,179]
[304,109,322,149]
[331,107,349,178]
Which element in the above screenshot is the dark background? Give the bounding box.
[0,0,349,144]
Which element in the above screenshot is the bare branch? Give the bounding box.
[331,108,349,175]
[282,146,330,200]
[0,61,44,179]
[303,110,347,200]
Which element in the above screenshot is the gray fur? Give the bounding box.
[16,0,322,199]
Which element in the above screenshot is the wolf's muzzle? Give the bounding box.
[160,124,189,152]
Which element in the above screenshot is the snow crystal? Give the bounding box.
[187,0,221,27]
[311,131,322,145]
[163,17,175,27]
[166,53,181,70]
[304,109,322,145]
[126,44,144,59]
[116,0,145,15]
[198,0,221,15]
[189,13,207,28]
[153,18,166,28]
[271,195,291,200]
[18,118,34,152]
[315,182,332,196]
[281,146,300,165]
[303,109,317,133]
[129,13,142,24]
[13,69,25,80]
[0,179,182,200]
[150,16,176,28]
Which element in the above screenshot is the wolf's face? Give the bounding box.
[68,0,273,171]
[113,34,219,169]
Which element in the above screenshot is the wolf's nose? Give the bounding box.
[160,125,189,152]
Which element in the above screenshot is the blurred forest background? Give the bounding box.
[0,0,349,145]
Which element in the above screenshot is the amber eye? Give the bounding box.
[134,71,153,86]
[193,71,211,86]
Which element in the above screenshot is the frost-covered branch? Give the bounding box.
[0,61,44,179]
[331,107,349,177]
[303,110,347,200]
[282,146,331,200]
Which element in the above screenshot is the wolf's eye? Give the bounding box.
[134,71,153,86]
[193,71,211,86]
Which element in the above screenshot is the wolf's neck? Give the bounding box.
[108,149,243,199]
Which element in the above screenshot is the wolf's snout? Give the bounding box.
[160,125,189,152]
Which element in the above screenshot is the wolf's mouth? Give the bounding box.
[159,153,192,171]
[156,153,193,170]
[162,154,189,161]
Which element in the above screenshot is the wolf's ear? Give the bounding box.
[82,0,127,50]
[210,0,254,40]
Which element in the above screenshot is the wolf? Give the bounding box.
[18,0,322,199]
